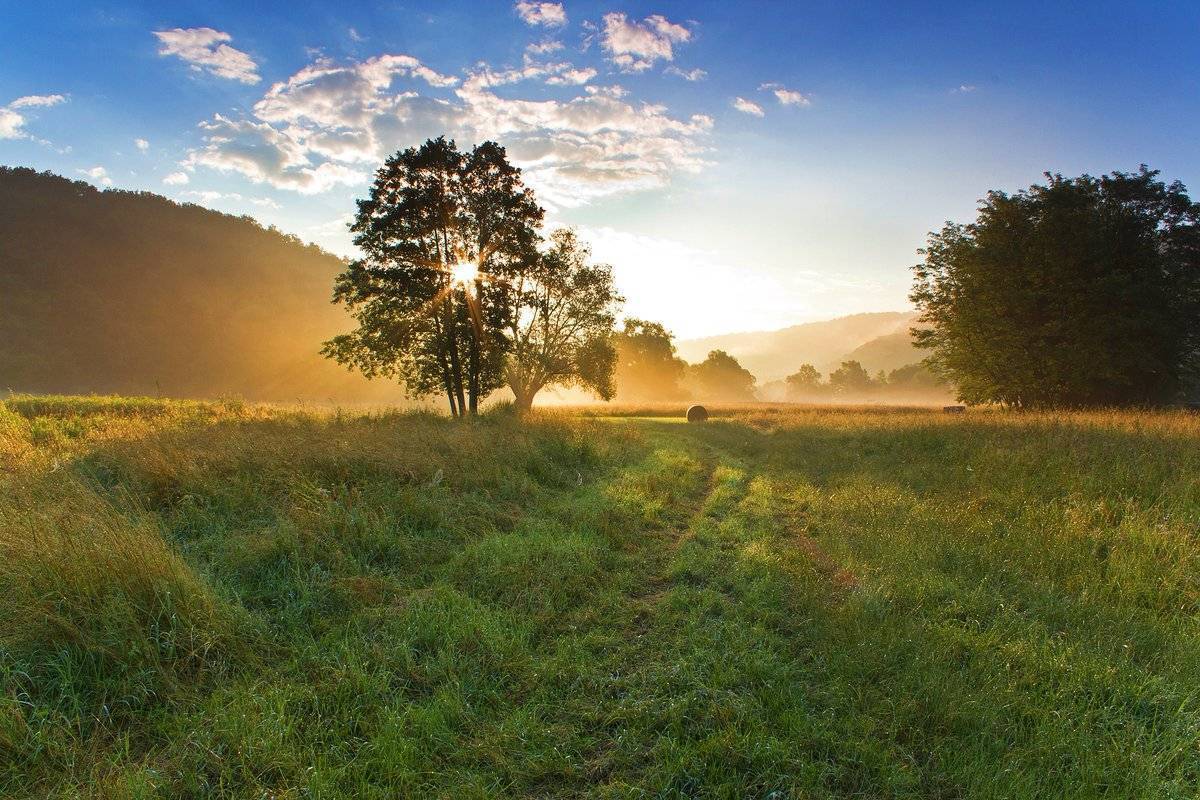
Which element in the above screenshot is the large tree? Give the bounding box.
[613,319,688,401]
[911,167,1200,408]
[323,138,542,415]
[503,228,623,411]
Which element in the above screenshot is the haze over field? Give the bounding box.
[0,169,939,403]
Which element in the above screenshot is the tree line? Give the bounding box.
[912,167,1200,408]
[328,140,1199,412]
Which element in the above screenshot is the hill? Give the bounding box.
[833,329,929,374]
[677,311,917,382]
[0,167,403,403]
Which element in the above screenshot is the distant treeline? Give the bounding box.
[612,319,948,404]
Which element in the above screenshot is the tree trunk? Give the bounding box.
[510,378,541,414]
[467,328,480,415]
[442,362,458,417]
[445,302,467,416]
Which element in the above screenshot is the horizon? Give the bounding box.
[3,1,1199,338]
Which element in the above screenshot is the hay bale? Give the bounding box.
[943,405,966,414]
[686,404,708,423]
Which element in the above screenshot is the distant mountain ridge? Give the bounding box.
[678,311,922,382]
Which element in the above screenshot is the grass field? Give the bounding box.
[2,395,1200,798]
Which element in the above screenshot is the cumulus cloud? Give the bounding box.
[526,39,564,55]
[0,94,66,140]
[0,109,23,140]
[665,66,706,81]
[732,97,764,117]
[80,166,113,186]
[601,13,691,72]
[153,27,260,84]
[180,189,280,209]
[181,51,712,208]
[10,94,67,109]
[184,113,366,194]
[953,84,977,93]
[760,83,811,106]
[135,137,150,151]
[515,1,566,27]
[163,171,190,185]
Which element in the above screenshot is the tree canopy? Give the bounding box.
[503,228,623,410]
[686,350,757,402]
[323,137,543,415]
[613,319,688,401]
[911,167,1200,408]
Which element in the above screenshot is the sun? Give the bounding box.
[450,261,479,286]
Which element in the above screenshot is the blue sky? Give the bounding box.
[3,0,1198,337]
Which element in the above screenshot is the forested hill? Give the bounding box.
[0,167,405,402]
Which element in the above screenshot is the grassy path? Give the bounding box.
[4,400,1200,797]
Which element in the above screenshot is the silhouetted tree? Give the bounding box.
[324,138,543,415]
[911,167,1200,408]
[785,364,824,400]
[828,360,874,394]
[504,229,623,411]
[687,349,757,402]
[886,363,944,390]
[614,319,687,401]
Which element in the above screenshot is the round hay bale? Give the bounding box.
[686,404,708,423]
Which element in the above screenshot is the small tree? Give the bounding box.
[687,350,757,402]
[323,137,542,416]
[614,318,687,401]
[503,228,623,411]
[887,363,944,390]
[785,364,824,400]
[911,167,1200,408]
[828,360,874,395]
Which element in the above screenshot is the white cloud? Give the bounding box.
[665,66,706,81]
[181,51,712,208]
[545,66,597,85]
[80,166,113,186]
[0,109,24,139]
[153,27,260,84]
[10,94,67,109]
[760,83,811,106]
[163,171,190,185]
[732,97,764,117]
[601,13,691,72]
[180,189,280,209]
[953,84,977,93]
[515,1,566,27]
[348,27,365,43]
[184,113,366,194]
[0,94,66,140]
[135,137,150,151]
[526,39,564,55]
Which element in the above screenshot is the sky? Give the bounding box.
[2,1,1199,339]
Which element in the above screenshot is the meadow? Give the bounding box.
[2,395,1199,798]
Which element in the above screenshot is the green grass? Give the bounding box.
[2,397,1200,797]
